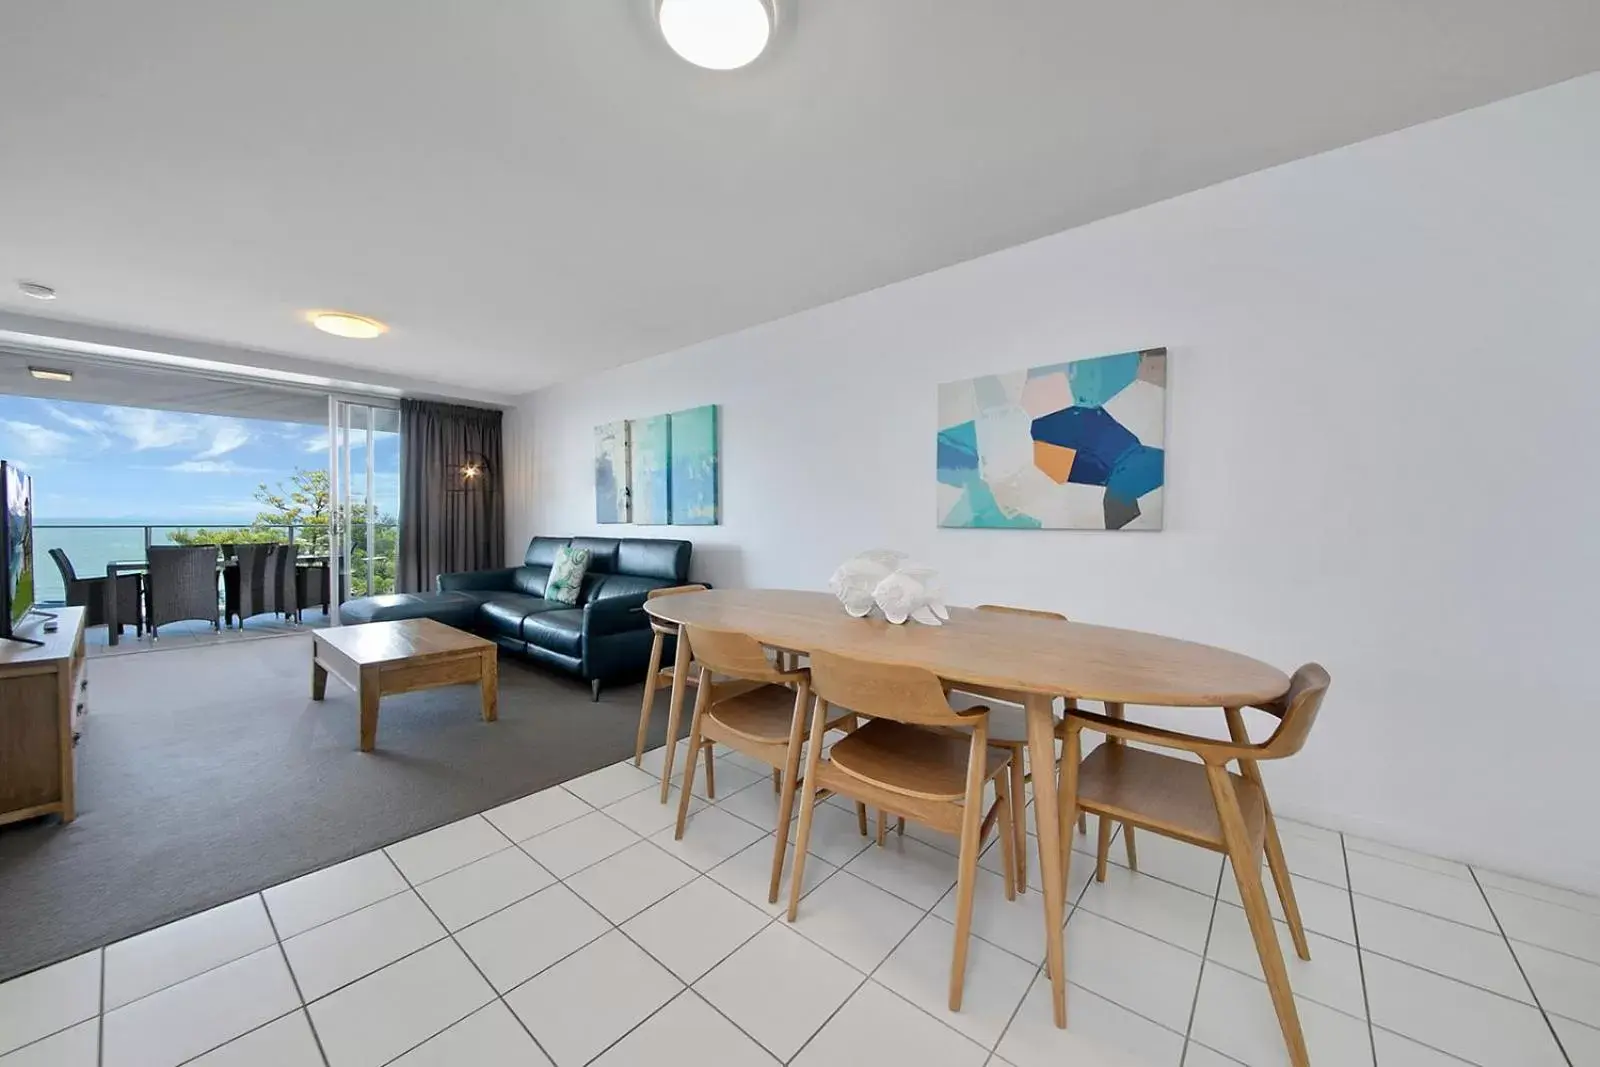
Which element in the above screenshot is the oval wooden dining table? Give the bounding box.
[645,588,1290,1028]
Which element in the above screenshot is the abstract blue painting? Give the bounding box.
[937,348,1166,529]
[628,414,671,525]
[669,404,718,525]
[594,420,630,523]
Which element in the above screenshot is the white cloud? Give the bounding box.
[44,405,105,436]
[304,432,329,454]
[167,460,243,473]
[0,419,75,458]
[105,407,203,451]
[197,421,250,459]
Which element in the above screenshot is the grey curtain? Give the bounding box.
[397,399,506,593]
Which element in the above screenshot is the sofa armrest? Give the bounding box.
[583,592,652,639]
[437,567,519,593]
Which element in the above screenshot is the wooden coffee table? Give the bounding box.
[311,619,498,751]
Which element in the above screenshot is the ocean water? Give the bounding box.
[31,518,265,604]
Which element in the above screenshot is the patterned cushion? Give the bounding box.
[544,545,591,605]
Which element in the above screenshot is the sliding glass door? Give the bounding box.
[328,400,400,607]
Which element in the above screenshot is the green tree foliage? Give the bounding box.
[170,469,396,596]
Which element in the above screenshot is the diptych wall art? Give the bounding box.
[593,405,719,527]
[937,348,1166,530]
[668,404,719,525]
[594,420,631,524]
[628,414,671,525]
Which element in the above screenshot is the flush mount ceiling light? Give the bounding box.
[17,281,57,300]
[657,0,775,70]
[28,367,74,383]
[308,311,388,339]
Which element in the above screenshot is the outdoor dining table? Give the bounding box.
[102,553,332,645]
[644,587,1289,1028]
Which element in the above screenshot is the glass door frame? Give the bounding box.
[327,395,400,619]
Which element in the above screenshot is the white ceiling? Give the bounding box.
[2,2,1597,396]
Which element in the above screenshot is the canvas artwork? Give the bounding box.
[628,414,671,525]
[937,348,1166,530]
[668,404,719,525]
[593,420,631,523]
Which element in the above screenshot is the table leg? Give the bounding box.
[311,652,328,701]
[358,665,380,752]
[658,631,692,803]
[480,650,498,722]
[105,568,120,646]
[1025,693,1068,1027]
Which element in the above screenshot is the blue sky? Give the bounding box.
[0,395,397,521]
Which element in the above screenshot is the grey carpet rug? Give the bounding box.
[0,633,673,982]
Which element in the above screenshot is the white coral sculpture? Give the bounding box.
[828,549,905,618]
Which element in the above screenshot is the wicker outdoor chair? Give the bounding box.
[48,548,144,637]
[227,543,299,627]
[145,545,221,638]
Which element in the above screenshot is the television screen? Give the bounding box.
[2,461,35,638]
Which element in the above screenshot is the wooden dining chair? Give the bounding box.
[791,650,1018,1012]
[1057,664,1330,1067]
[673,625,866,902]
[634,585,712,797]
[940,603,1086,892]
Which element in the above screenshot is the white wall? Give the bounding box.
[506,74,1600,892]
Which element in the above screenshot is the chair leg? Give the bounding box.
[1207,764,1309,1067]
[1078,812,1087,835]
[948,726,989,1012]
[1262,802,1312,960]
[787,694,831,922]
[1223,707,1311,962]
[673,678,711,840]
[1057,723,1082,891]
[1009,747,1028,893]
[876,810,888,847]
[772,767,781,795]
[659,634,693,804]
[634,634,664,767]
[896,817,905,837]
[703,742,717,800]
[768,681,811,904]
[995,771,1017,902]
[1095,815,1113,882]
[856,802,869,837]
[1124,826,1139,872]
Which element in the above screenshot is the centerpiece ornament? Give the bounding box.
[828,550,950,626]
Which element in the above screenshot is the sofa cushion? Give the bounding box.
[524,537,569,567]
[478,592,551,638]
[511,565,551,596]
[338,591,483,630]
[522,608,584,656]
[617,538,692,582]
[586,573,671,604]
[569,537,620,574]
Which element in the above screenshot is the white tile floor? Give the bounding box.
[3,747,1597,1067]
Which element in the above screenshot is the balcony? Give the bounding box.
[35,522,398,657]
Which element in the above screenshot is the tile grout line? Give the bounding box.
[97,947,105,1067]
[1342,831,1378,1067]
[1177,850,1226,1066]
[1469,866,1573,1067]
[259,891,333,1067]
[475,810,794,1066]
[984,828,1110,1060]
[376,845,564,1067]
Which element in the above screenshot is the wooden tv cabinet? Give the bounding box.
[0,606,88,826]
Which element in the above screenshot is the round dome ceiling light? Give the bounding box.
[308,311,388,339]
[17,281,58,300]
[657,0,775,71]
